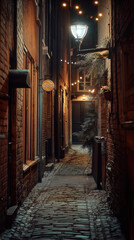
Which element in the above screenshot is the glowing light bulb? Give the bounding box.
[78,10,83,15]
[94,1,99,5]
[62,2,67,7]
[75,5,79,10]
[98,12,103,17]
[91,89,95,93]
[95,17,99,21]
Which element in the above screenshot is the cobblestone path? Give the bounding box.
[0,147,125,240]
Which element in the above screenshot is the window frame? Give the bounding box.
[77,71,91,92]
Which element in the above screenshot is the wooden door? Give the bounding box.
[72,101,90,144]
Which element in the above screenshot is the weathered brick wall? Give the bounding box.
[105,0,134,237]
[16,0,24,205]
[0,0,14,230]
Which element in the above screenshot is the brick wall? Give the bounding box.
[15,0,24,205]
[105,0,134,238]
[0,0,13,230]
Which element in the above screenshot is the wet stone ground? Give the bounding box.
[0,146,125,240]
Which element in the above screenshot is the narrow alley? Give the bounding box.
[0,146,124,240]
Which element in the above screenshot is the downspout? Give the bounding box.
[38,0,43,182]
[56,0,60,161]
[68,0,72,146]
[114,0,119,124]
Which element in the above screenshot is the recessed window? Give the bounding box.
[78,72,91,91]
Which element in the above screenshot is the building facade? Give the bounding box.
[97,0,134,238]
[0,0,71,231]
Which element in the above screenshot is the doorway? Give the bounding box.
[72,101,91,144]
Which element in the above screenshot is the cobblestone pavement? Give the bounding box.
[0,147,125,240]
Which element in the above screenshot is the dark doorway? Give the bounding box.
[72,101,90,144]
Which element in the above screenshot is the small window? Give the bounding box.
[77,72,91,91]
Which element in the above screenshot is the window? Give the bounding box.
[23,49,38,163]
[78,72,91,91]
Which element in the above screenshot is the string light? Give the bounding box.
[95,17,99,21]
[94,1,99,5]
[98,12,103,17]
[62,2,67,7]
[75,5,79,10]
[78,10,83,15]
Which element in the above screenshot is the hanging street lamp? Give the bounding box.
[70,24,88,50]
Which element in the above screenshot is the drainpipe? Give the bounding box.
[38,0,43,182]
[68,0,72,146]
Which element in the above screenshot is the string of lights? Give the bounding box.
[61,0,105,22]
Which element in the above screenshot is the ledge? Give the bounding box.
[121,121,134,129]
[23,157,40,173]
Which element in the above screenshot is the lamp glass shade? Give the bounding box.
[71,25,88,40]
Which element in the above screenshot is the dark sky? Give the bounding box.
[71,0,98,24]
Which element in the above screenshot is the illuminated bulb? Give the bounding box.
[95,17,99,21]
[62,2,67,7]
[75,82,77,84]
[71,83,74,86]
[94,1,99,5]
[90,16,93,19]
[65,60,67,62]
[60,59,63,62]
[89,89,91,92]
[78,10,83,15]
[91,89,95,93]
[77,80,79,82]
[80,76,82,79]
[98,12,103,17]
[75,5,79,10]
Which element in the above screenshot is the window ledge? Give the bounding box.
[23,157,40,173]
